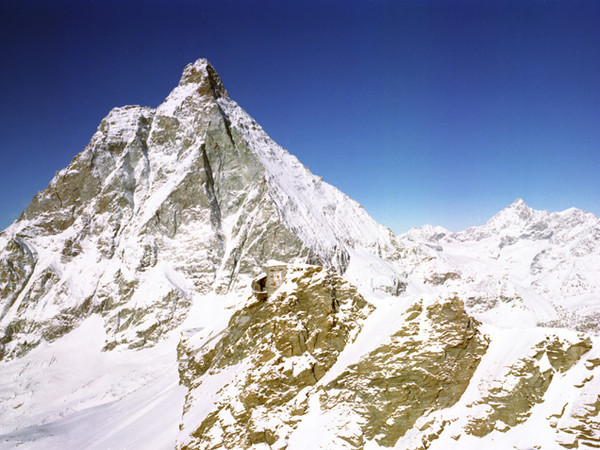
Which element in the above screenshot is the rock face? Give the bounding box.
[0,59,399,361]
[177,265,374,449]
[555,355,600,448]
[465,335,592,437]
[318,297,489,448]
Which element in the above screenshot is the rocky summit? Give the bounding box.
[0,59,599,449]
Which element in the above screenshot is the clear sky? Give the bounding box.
[1,0,599,233]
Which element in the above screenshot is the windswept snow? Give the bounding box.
[0,315,185,449]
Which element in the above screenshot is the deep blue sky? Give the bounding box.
[1,0,599,233]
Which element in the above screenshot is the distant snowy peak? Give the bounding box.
[447,199,599,246]
[488,198,537,226]
[387,200,600,336]
[401,224,450,244]
[455,199,541,241]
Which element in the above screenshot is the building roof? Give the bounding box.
[266,260,287,267]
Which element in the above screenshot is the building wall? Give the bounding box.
[266,264,287,297]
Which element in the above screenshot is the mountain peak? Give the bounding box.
[178,58,228,98]
[469,198,539,237]
[499,197,534,216]
[501,198,534,218]
[511,198,527,208]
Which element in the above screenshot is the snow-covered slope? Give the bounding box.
[1,59,599,449]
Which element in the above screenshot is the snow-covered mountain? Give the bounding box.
[1,59,598,449]
[0,59,401,362]
[400,198,600,332]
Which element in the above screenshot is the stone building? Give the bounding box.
[252,260,287,300]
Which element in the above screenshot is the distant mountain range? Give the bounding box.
[1,59,598,449]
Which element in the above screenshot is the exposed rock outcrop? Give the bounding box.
[177,265,374,449]
[319,297,489,448]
